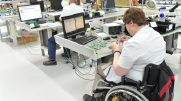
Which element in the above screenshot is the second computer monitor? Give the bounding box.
[61,13,85,39]
[101,0,115,10]
[18,4,43,22]
[31,1,45,12]
[50,0,63,10]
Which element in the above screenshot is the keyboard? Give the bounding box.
[37,21,46,24]
[72,35,98,45]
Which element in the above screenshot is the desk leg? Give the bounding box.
[39,30,45,56]
[9,20,18,46]
[41,49,45,56]
[47,28,52,38]
[5,21,10,36]
[0,29,2,42]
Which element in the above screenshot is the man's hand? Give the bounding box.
[59,17,61,21]
[120,36,129,43]
[111,42,120,52]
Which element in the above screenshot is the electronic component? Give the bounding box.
[111,35,117,38]
[103,36,110,40]
[48,13,61,21]
[113,20,131,36]
[103,23,122,35]
[94,12,101,18]
[101,0,115,10]
[101,0,117,13]
[86,40,107,50]
[84,13,90,20]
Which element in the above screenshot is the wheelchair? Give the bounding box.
[93,77,148,101]
[91,61,174,101]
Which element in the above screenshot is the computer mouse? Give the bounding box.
[111,35,117,38]
[103,37,110,40]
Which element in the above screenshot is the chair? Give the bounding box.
[92,61,175,101]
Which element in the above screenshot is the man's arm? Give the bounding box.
[59,17,62,21]
[113,52,130,76]
[111,42,130,76]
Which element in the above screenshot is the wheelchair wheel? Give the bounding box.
[105,85,148,101]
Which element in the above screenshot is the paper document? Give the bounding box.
[150,22,157,27]
[39,22,61,28]
[96,33,110,37]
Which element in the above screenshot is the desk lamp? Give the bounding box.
[142,0,157,10]
[61,0,69,8]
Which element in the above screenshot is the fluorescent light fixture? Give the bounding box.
[145,0,157,10]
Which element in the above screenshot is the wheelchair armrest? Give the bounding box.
[121,76,141,90]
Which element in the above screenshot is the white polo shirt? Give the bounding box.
[103,25,166,83]
[61,3,84,17]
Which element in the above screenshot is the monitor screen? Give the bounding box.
[18,5,43,22]
[101,0,115,9]
[50,0,63,10]
[61,13,85,39]
[31,1,45,12]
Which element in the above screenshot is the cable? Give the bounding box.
[20,30,41,50]
[63,51,96,80]
[20,29,41,55]
[75,70,94,81]
[176,10,181,21]
[69,52,96,75]
[77,54,86,68]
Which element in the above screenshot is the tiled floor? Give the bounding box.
[0,27,181,101]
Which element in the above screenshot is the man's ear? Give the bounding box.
[130,20,134,27]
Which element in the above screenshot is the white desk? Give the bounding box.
[55,28,181,64]
[0,11,61,46]
[15,8,128,56]
[0,15,19,46]
[55,32,123,61]
[15,21,62,56]
[85,8,129,23]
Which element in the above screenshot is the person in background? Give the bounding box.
[43,0,84,66]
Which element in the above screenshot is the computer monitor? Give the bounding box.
[61,13,85,39]
[101,0,115,10]
[31,1,45,12]
[138,0,146,4]
[86,0,92,3]
[50,0,63,10]
[18,5,43,22]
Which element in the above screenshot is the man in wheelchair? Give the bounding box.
[83,7,174,101]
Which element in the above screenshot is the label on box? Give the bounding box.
[30,23,35,28]
[150,22,157,27]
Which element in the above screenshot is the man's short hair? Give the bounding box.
[69,0,77,4]
[123,7,148,26]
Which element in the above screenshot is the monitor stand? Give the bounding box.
[71,36,76,39]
